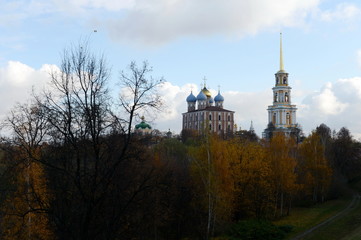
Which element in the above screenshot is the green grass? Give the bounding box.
[273,198,351,239]
[301,197,361,240]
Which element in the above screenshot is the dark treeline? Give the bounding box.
[0,44,361,240]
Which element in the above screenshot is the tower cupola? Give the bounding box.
[214,88,224,108]
[197,90,207,109]
[186,91,197,111]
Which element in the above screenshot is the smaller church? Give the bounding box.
[182,83,235,135]
[135,116,152,135]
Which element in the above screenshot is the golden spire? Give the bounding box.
[279,32,284,72]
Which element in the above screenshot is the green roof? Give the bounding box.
[135,121,152,130]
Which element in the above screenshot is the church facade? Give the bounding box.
[182,84,234,135]
[263,33,301,140]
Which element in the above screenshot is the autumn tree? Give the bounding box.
[0,102,53,240]
[189,133,241,239]
[298,132,332,203]
[266,133,298,217]
[233,139,274,219]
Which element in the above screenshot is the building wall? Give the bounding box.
[182,110,234,134]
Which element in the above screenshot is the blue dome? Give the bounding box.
[209,97,214,104]
[186,92,197,102]
[214,91,224,102]
[197,91,207,101]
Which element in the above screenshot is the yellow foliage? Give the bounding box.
[1,147,54,240]
[299,132,332,202]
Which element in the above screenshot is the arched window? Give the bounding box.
[286,113,290,125]
[273,113,276,124]
[274,93,278,102]
[276,76,279,85]
[285,92,289,102]
[209,124,212,130]
[209,114,212,120]
[283,76,287,84]
[218,114,221,121]
[218,124,221,130]
[228,115,230,121]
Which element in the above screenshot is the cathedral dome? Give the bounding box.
[186,92,197,102]
[202,87,212,98]
[209,97,214,104]
[214,91,224,102]
[197,90,207,101]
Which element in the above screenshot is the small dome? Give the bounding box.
[186,92,197,102]
[209,97,214,104]
[202,87,212,98]
[197,90,207,101]
[214,91,224,102]
[135,117,152,130]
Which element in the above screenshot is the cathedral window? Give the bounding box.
[219,124,221,130]
[228,115,230,121]
[209,124,212,130]
[218,114,221,121]
[209,114,212,120]
[283,76,287,84]
[285,92,289,102]
[286,113,290,125]
[273,113,276,124]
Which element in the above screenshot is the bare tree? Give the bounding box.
[1,41,164,239]
[117,61,163,137]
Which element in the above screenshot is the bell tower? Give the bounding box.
[264,33,300,140]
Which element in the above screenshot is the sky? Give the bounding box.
[2,0,361,138]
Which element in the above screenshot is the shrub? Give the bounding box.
[227,219,293,240]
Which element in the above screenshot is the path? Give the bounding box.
[291,193,361,240]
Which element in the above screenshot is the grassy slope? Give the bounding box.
[274,178,361,240]
[302,179,361,240]
[273,198,350,239]
[303,199,361,240]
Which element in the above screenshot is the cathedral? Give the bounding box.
[182,34,300,139]
[182,83,234,135]
[263,33,301,140]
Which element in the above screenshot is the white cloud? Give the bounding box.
[53,0,135,13]
[299,77,361,138]
[320,3,361,22]
[0,0,321,46]
[0,61,53,119]
[106,0,320,46]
